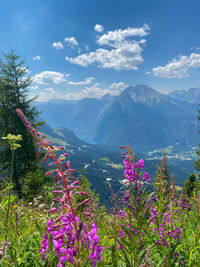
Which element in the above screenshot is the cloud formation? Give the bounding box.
[33,71,68,85]
[36,82,123,102]
[153,53,200,78]
[78,83,121,99]
[109,82,128,90]
[97,24,149,46]
[33,56,41,61]
[65,24,150,70]
[64,37,78,46]
[36,88,57,102]
[52,41,64,50]
[68,77,94,85]
[94,24,104,33]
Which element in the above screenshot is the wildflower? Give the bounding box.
[16,109,102,266]
[133,159,144,169]
[142,171,150,182]
[119,230,126,238]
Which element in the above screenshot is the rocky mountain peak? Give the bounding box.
[118,84,170,106]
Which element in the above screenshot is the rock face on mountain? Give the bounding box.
[36,84,199,152]
[95,85,198,151]
[168,87,200,104]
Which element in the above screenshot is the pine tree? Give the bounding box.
[0,50,41,198]
[183,174,196,196]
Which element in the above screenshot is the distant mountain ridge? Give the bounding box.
[168,86,200,104]
[95,85,198,151]
[35,94,116,143]
[36,84,199,152]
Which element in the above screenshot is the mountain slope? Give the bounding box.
[95,85,198,151]
[36,84,199,153]
[168,87,200,104]
[40,124,194,205]
[35,94,115,143]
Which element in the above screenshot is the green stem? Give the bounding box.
[5,149,15,236]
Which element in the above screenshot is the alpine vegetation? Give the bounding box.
[0,108,200,266]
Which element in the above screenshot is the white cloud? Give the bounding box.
[65,24,150,70]
[33,71,68,85]
[64,37,78,46]
[33,56,41,61]
[35,83,121,102]
[145,71,151,75]
[97,24,150,46]
[78,48,82,54]
[36,89,58,102]
[45,88,56,93]
[195,47,200,50]
[66,42,144,70]
[68,77,94,86]
[80,83,121,99]
[52,41,64,50]
[29,85,38,90]
[153,53,200,79]
[109,82,127,90]
[94,24,104,33]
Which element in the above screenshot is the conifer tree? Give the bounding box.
[0,50,40,198]
[183,174,197,196]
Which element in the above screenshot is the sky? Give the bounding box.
[1,0,200,102]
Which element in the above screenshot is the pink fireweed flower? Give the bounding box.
[142,171,150,182]
[123,158,137,182]
[45,169,57,176]
[52,190,63,194]
[119,229,126,238]
[77,199,90,206]
[120,146,128,149]
[17,109,102,266]
[40,215,102,266]
[134,159,144,169]
[118,209,125,218]
[47,208,57,213]
[60,193,66,203]
[39,232,49,260]
[59,153,68,159]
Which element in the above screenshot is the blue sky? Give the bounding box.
[1,0,200,101]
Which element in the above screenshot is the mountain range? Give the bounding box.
[35,84,200,153]
[40,124,194,204]
[168,86,200,104]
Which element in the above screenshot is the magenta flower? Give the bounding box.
[16,109,102,266]
[134,159,144,169]
[142,171,150,182]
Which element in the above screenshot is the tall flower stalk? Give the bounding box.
[16,109,102,267]
[1,133,22,236]
[107,146,152,266]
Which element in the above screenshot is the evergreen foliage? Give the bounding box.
[183,174,200,196]
[0,50,41,198]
